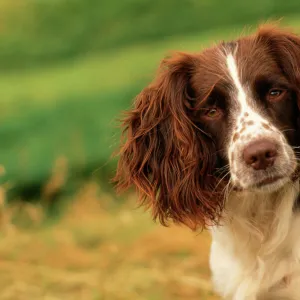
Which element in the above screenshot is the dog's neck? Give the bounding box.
[219,181,299,255]
[210,181,300,298]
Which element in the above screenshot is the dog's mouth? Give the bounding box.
[251,161,299,190]
[232,175,289,192]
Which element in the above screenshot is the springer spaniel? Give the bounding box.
[114,25,300,299]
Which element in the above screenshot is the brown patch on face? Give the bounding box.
[239,126,246,134]
[230,151,234,162]
[245,133,252,140]
[193,46,230,99]
[262,123,271,130]
[233,132,240,142]
[239,133,247,141]
[244,112,249,117]
[247,120,254,126]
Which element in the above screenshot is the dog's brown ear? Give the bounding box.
[113,52,224,230]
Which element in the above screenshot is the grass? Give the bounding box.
[0,28,233,108]
[1,14,300,109]
[3,0,300,71]
[0,182,217,300]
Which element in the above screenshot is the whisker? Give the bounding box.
[213,148,227,155]
[213,170,231,193]
[281,128,296,133]
[215,164,230,175]
[224,180,234,201]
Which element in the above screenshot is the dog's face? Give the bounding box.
[115,26,300,229]
[195,38,299,192]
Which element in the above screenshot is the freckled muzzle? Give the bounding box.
[224,52,298,192]
[228,113,296,191]
[229,128,296,191]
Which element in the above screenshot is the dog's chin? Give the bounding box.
[234,176,291,194]
[250,176,290,193]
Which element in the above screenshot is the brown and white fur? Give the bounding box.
[114,25,300,299]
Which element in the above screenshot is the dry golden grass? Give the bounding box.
[0,182,219,300]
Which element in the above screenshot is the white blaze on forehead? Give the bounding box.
[226,54,248,111]
[224,51,275,153]
[225,53,267,126]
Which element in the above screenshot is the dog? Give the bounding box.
[114,25,300,299]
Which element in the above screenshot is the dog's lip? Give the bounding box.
[231,176,284,192]
[255,176,283,188]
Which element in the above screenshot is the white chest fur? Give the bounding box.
[209,181,300,299]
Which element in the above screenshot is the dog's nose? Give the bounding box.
[243,139,277,170]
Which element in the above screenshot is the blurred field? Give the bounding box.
[2,0,300,71]
[0,182,216,300]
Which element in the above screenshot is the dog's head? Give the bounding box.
[114,26,300,229]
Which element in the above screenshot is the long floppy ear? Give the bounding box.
[113,52,223,230]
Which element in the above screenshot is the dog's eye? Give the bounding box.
[203,108,222,120]
[206,108,219,118]
[267,88,286,102]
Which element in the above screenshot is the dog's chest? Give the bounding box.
[209,189,300,299]
[210,231,300,299]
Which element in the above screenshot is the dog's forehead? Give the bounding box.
[234,37,281,80]
[194,34,281,92]
[221,35,264,58]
